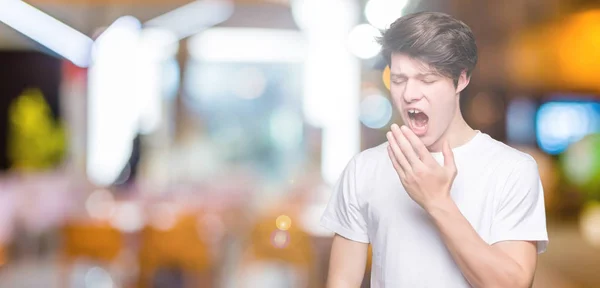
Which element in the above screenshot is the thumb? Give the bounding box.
[442,140,456,171]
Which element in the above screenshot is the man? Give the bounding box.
[321,12,548,287]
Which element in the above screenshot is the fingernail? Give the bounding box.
[391,124,399,131]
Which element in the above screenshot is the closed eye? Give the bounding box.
[391,78,406,85]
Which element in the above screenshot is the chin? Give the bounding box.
[420,136,435,148]
[420,133,442,149]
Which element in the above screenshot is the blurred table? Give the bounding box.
[533,221,600,288]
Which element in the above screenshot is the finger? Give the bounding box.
[399,125,434,165]
[391,124,421,167]
[442,140,457,173]
[386,131,412,174]
[387,145,405,179]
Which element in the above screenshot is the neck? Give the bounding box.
[428,101,477,153]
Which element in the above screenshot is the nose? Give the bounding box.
[402,80,423,103]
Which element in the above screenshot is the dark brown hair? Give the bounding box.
[377,12,478,85]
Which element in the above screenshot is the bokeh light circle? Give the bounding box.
[359,93,393,129]
[347,24,381,59]
[580,202,600,248]
[271,230,290,249]
[276,215,292,231]
[561,134,600,198]
[382,65,391,90]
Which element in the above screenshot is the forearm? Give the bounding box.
[426,199,530,288]
[327,275,364,288]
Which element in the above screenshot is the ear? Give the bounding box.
[455,70,470,94]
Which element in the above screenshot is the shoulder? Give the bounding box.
[353,142,392,174]
[475,134,540,189]
[343,142,393,193]
[477,133,538,169]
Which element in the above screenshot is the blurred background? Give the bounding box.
[0,0,599,287]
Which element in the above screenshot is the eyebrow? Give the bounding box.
[391,72,438,78]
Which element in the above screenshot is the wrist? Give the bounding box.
[424,196,456,218]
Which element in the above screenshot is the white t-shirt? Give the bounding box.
[321,132,549,287]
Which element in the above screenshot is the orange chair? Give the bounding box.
[60,222,124,287]
[62,222,123,262]
[0,244,6,268]
[248,216,313,267]
[138,214,213,288]
[239,212,316,287]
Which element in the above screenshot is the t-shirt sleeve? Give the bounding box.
[490,158,549,254]
[320,156,370,243]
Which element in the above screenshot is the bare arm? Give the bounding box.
[428,199,537,288]
[326,234,369,288]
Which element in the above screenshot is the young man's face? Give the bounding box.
[389,53,467,148]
